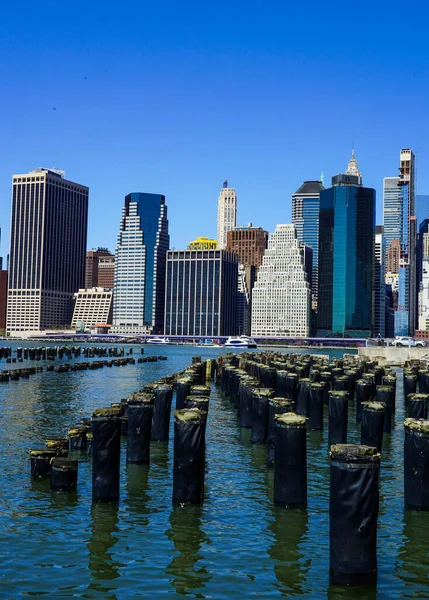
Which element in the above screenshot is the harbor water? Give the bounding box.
[0,343,428,598]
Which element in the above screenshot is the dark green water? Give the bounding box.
[1,343,428,598]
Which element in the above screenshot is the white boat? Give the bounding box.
[224,336,257,349]
[146,337,171,345]
[197,339,221,348]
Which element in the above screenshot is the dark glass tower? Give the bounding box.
[317,156,375,337]
[7,168,88,334]
[292,180,324,303]
[164,249,238,336]
[112,193,169,334]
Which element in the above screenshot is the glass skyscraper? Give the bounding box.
[317,155,375,338]
[112,193,169,334]
[292,181,324,303]
[383,176,401,264]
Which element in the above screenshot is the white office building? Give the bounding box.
[419,233,429,331]
[217,181,237,249]
[374,229,386,337]
[251,224,311,337]
[71,288,113,331]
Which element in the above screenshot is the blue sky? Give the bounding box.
[1,0,429,258]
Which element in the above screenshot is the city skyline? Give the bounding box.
[2,158,426,263]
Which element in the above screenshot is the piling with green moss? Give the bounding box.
[51,457,78,492]
[407,394,429,421]
[361,402,385,452]
[251,388,275,443]
[274,413,307,507]
[404,419,429,510]
[173,408,207,505]
[267,398,294,466]
[328,391,349,446]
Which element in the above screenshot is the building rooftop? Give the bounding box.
[294,181,325,195]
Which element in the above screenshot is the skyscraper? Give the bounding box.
[317,153,375,337]
[374,226,386,337]
[226,224,268,270]
[383,176,401,266]
[164,249,238,337]
[387,148,417,335]
[112,193,169,334]
[7,168,88,334]
[292,180,324,304]
[251,224,311,338]
[85,248,114,288]
[217,181,237,249]
[416,195,429,229]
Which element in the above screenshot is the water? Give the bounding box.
[1,343,429,598]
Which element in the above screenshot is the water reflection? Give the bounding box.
[166,505,211,595]
[269,507,308,595]
[125,463,150,514]
[398,510,429,591]
[87,503,121,597]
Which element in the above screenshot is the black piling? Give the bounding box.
[176,378,193,410]
[68,426,87,451]
[375,386,394,433]
[267,398,294,467]
[126,395,154,464]
[50,458,78,492]
[407,394,429,419]
[274,413,307,507]
[361,402,385,452]
[173,408,207,505]
[295,378,311,416]
[239,378,259,428]
[251,388,275,443]
[151,384,173,441]
[356,379,372,423]
[328,391,349,446]
[404,372,418,404]
[329,444,380,586]
[308,382,325,430]
[92,407,121,503]
[404,419,429,511]
[30,448,56,477]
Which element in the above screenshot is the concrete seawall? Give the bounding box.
[358,346,429,365]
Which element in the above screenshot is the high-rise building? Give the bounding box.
[237,264,256,336]
[374,227,386,337]
[317,153,375,337]
[418,231,429,333]
[85,248,114,288]
[226,224,268,270]
[388,149,417,335]
[0,270,7,331]
[217,181,237,250]
[383,176,401,266]
[387,239,401,273]
[98,255,115,288]
[112,193,169,334]
[164,249,238,337]
[251,224,311,338]
[7,168,88,335]
[71,288,113,331]
[292,181,324,304]
[416,195,429,229]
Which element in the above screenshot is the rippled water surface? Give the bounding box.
[1,343,429,598]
